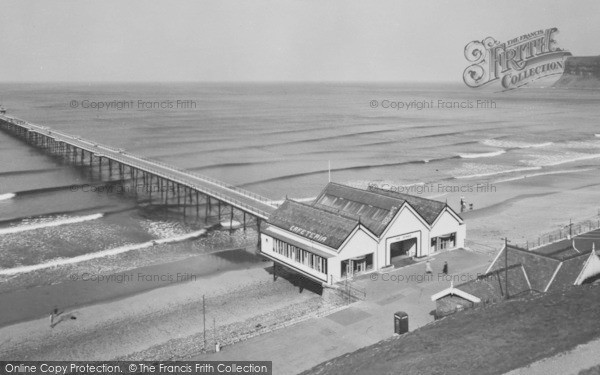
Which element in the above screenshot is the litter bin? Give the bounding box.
[394,311,408,335]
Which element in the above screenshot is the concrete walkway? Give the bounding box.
[194,249,493,375]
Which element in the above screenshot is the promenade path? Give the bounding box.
[195,249,494,375]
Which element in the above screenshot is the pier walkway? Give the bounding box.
[0,114,276,223]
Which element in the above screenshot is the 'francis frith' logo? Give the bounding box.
[463,28,571,90]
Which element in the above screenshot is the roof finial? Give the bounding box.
[450,280,454,288]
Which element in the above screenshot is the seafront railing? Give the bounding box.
[517,213,600,250]
[0,114,275,215]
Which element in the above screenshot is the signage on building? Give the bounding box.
[289,225,328,243]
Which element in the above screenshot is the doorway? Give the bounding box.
[390,237,417,263]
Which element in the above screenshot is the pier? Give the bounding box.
[0,114,276,241]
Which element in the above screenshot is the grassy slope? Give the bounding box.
[303,284,600,375]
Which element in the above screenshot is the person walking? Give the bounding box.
[442,261,448,275]
[50,308,59,328]
[425,259,433,274]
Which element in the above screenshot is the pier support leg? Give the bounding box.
[205,197,209,223]
[256,218,262,250]
[165,180,169,204]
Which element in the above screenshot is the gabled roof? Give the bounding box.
[432,264,531,303]
[431,285,481,304]
[459,264,531,302]
[267,199,358,250]
[312,198,393,237]
[575,248,600,285]
[546,255,589,292]
[487,241,599,292]
[312,183,451,235]
[366,185,452,225]
[487,245,562,292]
[267,183,457,249]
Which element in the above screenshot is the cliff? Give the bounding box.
[553,55,600,89]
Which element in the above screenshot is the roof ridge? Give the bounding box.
[286,198,359,224]
[365,184,447,205]
[312,200,385,223]
[327,182,406,204]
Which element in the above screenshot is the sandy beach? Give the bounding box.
[1,167,600,360]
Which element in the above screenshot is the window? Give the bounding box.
[272,238,327,275]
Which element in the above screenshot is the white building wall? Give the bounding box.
[260,226,337,283]
[260,205,467,284]
[377,206,430,265]
[333,228,378,279]
[430,209,466,252]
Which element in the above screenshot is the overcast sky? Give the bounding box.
[0,0,598,82]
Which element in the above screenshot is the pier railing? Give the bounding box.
[0,114,275,217]
[82,151,273,219]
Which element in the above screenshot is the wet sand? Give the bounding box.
[0,247,264,328]
[434,168,600,250]
[0,265,332,360]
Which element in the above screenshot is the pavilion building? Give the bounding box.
[260,182,466,285]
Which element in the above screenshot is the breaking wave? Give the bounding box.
[0,193,16,201]
[0,213,104,235]
[0,229,207,276]
[481,139,554,149]
[525,153,600,167]
[459,150,506,159]
[455,166,542,179]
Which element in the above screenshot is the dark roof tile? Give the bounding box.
[456,264,532,302]
[267,199,358,250]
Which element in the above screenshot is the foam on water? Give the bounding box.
[0,229,207,276]
[459,150,506,159]
[0,193,16,201]
[140,219,189,239]
[0,213,104,235]
[453,163,542,179]
[481,139,554,149]
[494,168,597,183]
[524,153,600,167]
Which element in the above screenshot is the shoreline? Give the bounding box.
[0,247,265,328]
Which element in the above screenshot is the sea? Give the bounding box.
[0,82,599,283]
